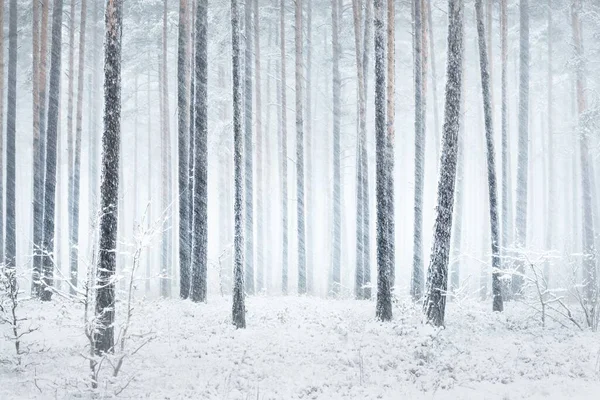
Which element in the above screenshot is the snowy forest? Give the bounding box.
[2,0,600,398]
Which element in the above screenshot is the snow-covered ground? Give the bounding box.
[2,295,599,399]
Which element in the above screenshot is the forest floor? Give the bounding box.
[1,294,600,399]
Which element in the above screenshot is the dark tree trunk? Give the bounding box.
[40,0,65,301]
[191,0,208,303]
[95,0,123,354]
[5,0,17,270]
[0,0,5,262]
[423,0,464,327]
[374,0,392,322]
[178,0,191,299]
[475,0,503,312]
[231,0,246,329]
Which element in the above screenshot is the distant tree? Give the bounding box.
[280,0,289,295]
[512,0,530,296]
[40,0,65,301]
[255,0,264,293]
[374,0,392,322]
[423,0,464,327]
[500,0,510,269]
[178,0,191,300]
[331,0,341,296]
[231,0,246,329]
[475,0,503,312]
[191,0,208,303]
[244,0,255,295]
[5,0,17,271]
[296,0,307,295]
[544,0,553,282]
[95,0,124,354]
[305,0,313,295]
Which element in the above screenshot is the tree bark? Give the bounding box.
[0,0,5,262]
[500,0,509,271]
[279,0,289,295]
[231,0,246,329]
[254,0,264,293]
[95,0,123,354]
[544,0,553,282]
[296,0,306,295]
[423,0,464,327]
[5,0,17,270]
[386,0,395,293]
[331,0,341,296]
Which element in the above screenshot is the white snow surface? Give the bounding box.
[1,295,599,399]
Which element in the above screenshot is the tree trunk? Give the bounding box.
[231,0,246,329]
[572,0,597,324]
[386,0,395,293]
[500,0,509,273]
[95,0,123,354]
[411,0,425,302]
[254,0,264,293]
[280,0,289,295]
[40,0,65,301]
[512,0,529,296]
[244,0,255,296]
[69,0,87,294]
[423,0,464,327]
[67,0,76,263]
[178,0,191,299]
[475,0,503,312]
[331,0,341,296]
[191,0,208,303]
[296,0,306,295]
[146,59,153,296]
[425,0,440,152]
[305,0,313,295]
[5,0,17,270]
[351,0,366,300]
[375,0,392,322]
[544,0,553,282]
[0,0,4,261]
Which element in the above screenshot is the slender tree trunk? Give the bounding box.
[146,59,152,296]
[423,0,464,327]
[231,0,246,329]
[280,0,289,295]
[476,0,503,312]
[426,0,440,150]
[178,0,191,299]
[361,0,372,300]
[191,0,208,303]
[305,0,313,295]
[40,0,65,301]
[375,0,392,321]
[544,0,553,283]
[5,0,17,270]
[187,0,196,294]
[0,0,5,261]
[500,0,509,271]
[296,0,306,295]
[572,0,597,323]
[386,0,395,292]
[412,0,425,301]
[67,0,76,252]
[331,0,341,296]
[244,0,255,295]
[512,0,529,296]
[95,0,123,354]
[69,0,87,294]
[254,0,264,293]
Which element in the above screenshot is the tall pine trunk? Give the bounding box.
[500,0,509,269]
[0,0,4,261]
[423,0,464,327]
[5,0,17,270]
[254,0,264,293]
[475,0,503,312]
[40,0,65,301]
[411,0,425,301]
[191,0,208,303]
[305,0,313,295]
[244,0,255,295]
[544,0,553,282]
[386,0,395,293]
[231,0,246,329]
[331,0,341,296]
[178,0,191,299]
[512,0,529,296]
[280,0,289,295]
[95,0,123,354]
[374,0,392,322]
[295,0,306,295]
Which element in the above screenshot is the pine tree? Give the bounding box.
[544,0,553,282]
[423,0,464,327]
[178,0,191,299]
[411,0,425,302]
[5,0,17,270]
[296,0,307,295]
[95,0,124,354]
[500,0,509,270]
[0,0,4,262]
[331,0,341,296]
[280,0,289,295]
[231,0,246,329]
[40,0,65,301]
[374,0,392,322]
[386,0,395,292]
[513,0,529,296]
[191,0,208,303]
[244,0,255,295]
[475,0,503,312]
[254,0,264,293]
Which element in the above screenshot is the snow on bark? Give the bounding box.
[254,0,264,294]
[40,0,64,301]
[423,0,464,327]
[231,0,246,329]
[0,1,5,262]
[374,0,392,322]
[475,0,503,312]
[5,0,16,270]
[191,0,208,303]
[95,0,123,354]
[386,0,395,293]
